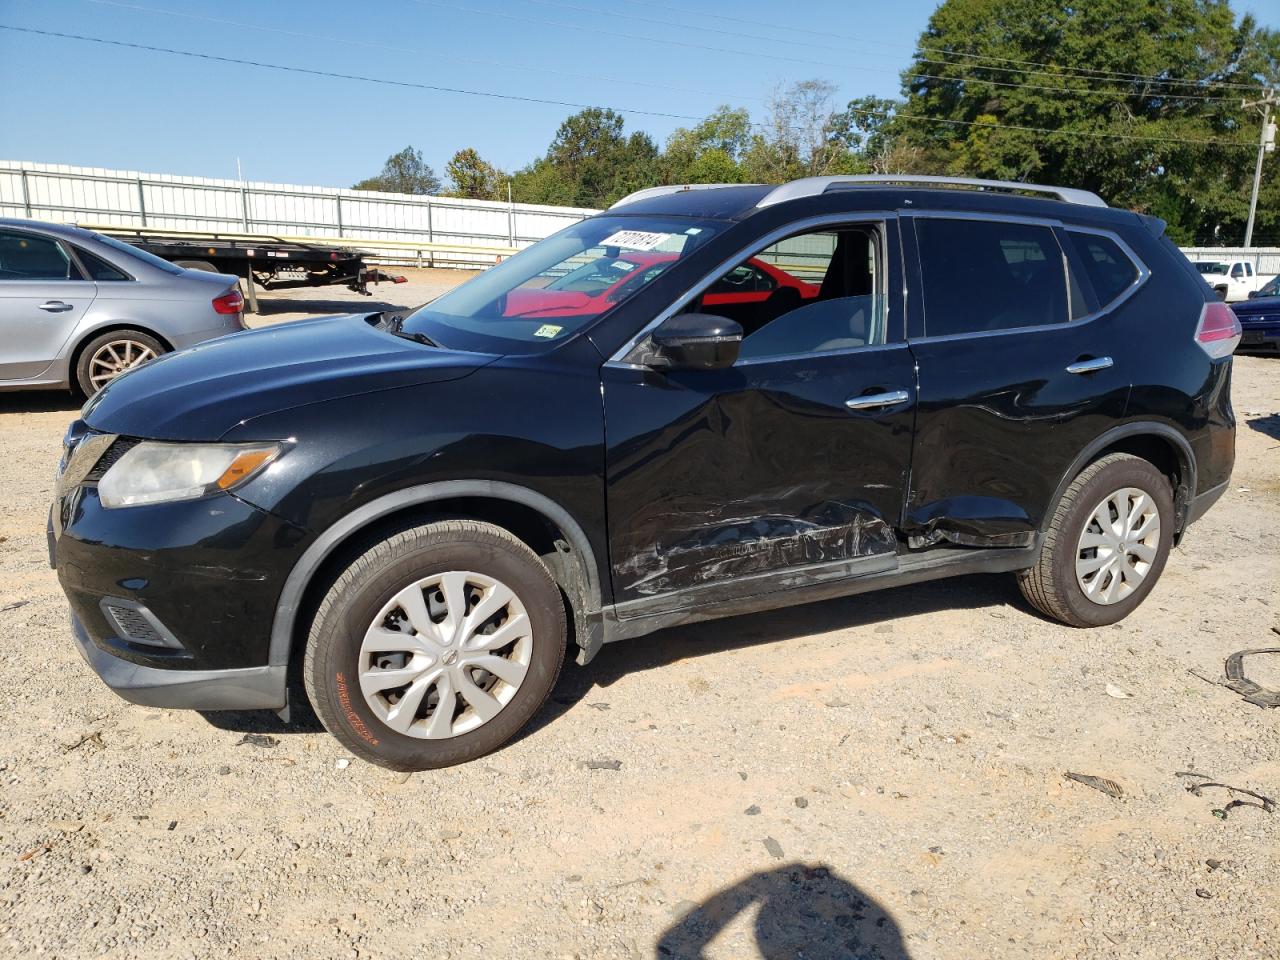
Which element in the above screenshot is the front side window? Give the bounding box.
[1231,263,1245,279]
[401,215,720,352]
[697,226,885,361]
[916,218,1068,336]
[1065,232,1138,308]
[0,231,80,280]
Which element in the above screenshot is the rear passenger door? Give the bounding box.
[902,213,1139,547]
[0,229,97,381]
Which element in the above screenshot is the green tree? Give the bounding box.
[445,148,507,201]
[661,106,752,183]
[886,0,1276,242]
[352,146,441,195]
[515,108,659,207]
[742,80,863,184]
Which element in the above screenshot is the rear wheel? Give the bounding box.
[1017,453,1174,627]
[74,329,165,396]
[303,520,566,770]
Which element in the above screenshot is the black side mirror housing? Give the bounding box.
[647,312,743,370]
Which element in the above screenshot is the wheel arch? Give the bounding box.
[69,322,175,387]
[1045,422,1197,539]
[269,481,606,674]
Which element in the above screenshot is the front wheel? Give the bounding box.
[303,520,566,770]
[1017,453,1174,627]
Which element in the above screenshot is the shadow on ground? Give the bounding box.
[204,570,1019,739]
[0,392,81,414]
[1247,413,1280,441]
[655,863,910,959]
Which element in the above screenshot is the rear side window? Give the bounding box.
[0,231,82,280]
[1065,232,1138,308]
[74,246,131,281]
[916,218,1068,336]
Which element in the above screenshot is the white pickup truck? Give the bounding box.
[1192,259,1276,302]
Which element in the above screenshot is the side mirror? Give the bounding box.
[1248,290,1260,299]
[648,312,743,370]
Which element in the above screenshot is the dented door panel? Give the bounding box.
[603,346,915,606]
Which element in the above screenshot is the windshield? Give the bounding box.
[400,216,720,351]
[1194,261,1228,274]
[90,233,185,275]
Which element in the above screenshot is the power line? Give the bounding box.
[415,0,1252,104]
[612,0,1267,93]
[76,0,766,104]
[0,24,1257,150]
[0,24,708,122]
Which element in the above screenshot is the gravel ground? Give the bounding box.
[0,292,1276,959]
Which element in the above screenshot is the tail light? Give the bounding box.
[212,288,244,316]
[1194,301,1241,359]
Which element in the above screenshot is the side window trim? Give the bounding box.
[904,212,1149,341]
[1061,226,1151,322]
[607,211,900,366]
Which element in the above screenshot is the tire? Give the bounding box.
[303,520,566,770]
[74,328,166,397]
[173,260,219,273]
[1017,453,1174,627]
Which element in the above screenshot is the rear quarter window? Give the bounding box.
[1065,233,1139,307]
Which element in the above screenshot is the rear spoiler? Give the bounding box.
[1138,213,1168,237]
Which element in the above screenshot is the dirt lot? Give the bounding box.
[0,286,1276,958]
[243,266,477,328]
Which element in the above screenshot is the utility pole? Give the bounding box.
[1243,87,1276,249]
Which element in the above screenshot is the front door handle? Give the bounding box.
[38,301,74,313]
[846,388,911,410]
[1065,356,1113,375]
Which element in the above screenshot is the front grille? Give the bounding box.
[85,438,140,482]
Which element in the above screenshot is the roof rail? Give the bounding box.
[609,183,750,209]
[755,175,1107,209]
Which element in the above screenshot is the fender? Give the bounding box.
[267,480,605,674]
[1042,421,1197,532]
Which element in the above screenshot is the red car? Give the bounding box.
[503,252,819,318]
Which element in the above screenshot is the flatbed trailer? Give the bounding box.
[85,225,405,312]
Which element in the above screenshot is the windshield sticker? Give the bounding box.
[600,230,672,251]
[533,324,563,338]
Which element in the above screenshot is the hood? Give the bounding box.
[83,314,495,441]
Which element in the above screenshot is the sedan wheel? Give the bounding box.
[88,339,157,391]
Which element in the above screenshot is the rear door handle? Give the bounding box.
[38,301,74,313]
[846,388,911,410]
[1065,356,1113,375]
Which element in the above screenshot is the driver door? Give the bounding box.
[602,216,915,614]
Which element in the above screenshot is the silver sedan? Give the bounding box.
[0,218,245,395]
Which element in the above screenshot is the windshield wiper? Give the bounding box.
[381,313,440,347]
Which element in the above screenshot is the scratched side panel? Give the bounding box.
[603,346,916,605]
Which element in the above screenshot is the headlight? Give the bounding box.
[97,442,281,508]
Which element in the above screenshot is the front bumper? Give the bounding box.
[71,613,286,710]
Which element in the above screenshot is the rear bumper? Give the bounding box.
[71,613,286,710]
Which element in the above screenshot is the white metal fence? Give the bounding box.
[0,161,597,268]
[4,161,1279,277]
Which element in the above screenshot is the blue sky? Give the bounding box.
[1,0,1276,187]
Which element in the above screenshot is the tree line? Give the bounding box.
[353,0,1280,245]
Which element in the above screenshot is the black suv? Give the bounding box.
[50,175,1238,770]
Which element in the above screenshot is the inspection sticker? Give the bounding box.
[533,324,563,338]
[600,230,671,251]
